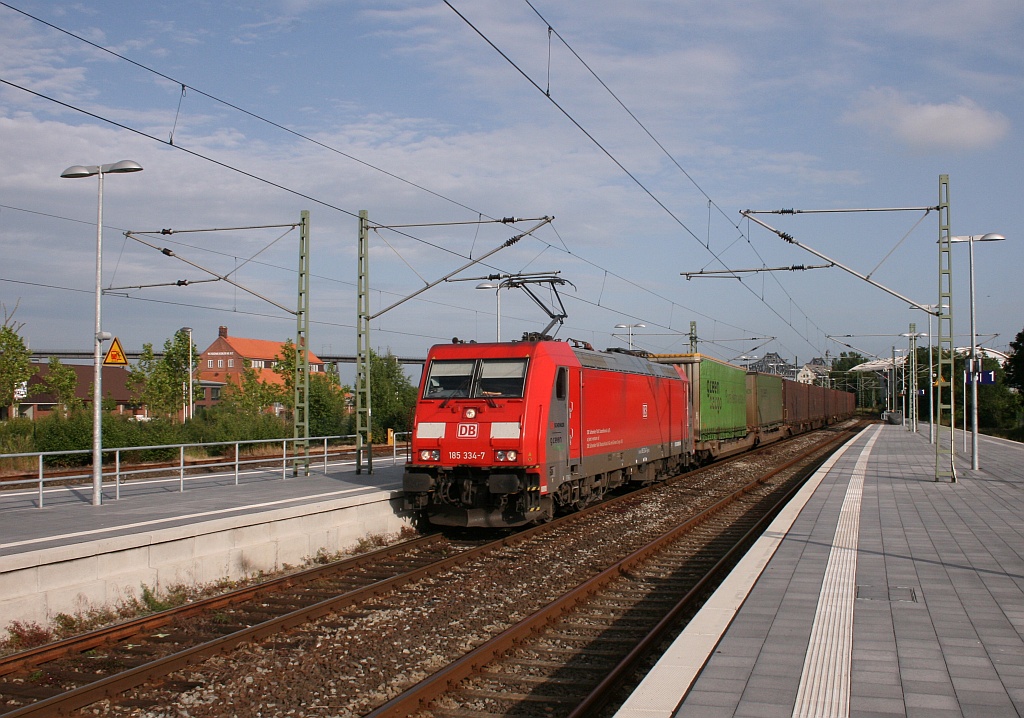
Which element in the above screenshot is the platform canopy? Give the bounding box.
[849,346,1007,373]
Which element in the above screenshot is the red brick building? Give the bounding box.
[195,326,324,411]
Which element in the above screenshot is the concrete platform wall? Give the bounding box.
[0,491,410,629]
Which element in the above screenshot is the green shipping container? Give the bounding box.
[647,354,749,442]
[669,356,744,441]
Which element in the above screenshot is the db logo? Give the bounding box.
[457,423,479,439]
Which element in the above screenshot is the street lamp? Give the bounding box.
[901,329,927,433]
[614,323,645,350]
[475,281,505,341]
[180,326,194,420]
[950,233,1005,470]
[61,159,143,506]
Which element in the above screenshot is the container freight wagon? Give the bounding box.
[746,372,785,445]
[825,385,856,423]
[403,340,692,528]
[651,354,753,462]
[782,381,823,432]
[782,379,854,432]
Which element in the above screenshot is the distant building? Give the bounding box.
[796,357,831,385]
[195,326,325,411]
[747,352,797,379]
[20,362,144,419]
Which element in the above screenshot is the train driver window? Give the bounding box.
[555,367,567,400]
[477,359,528,398]
[423,360,475,398]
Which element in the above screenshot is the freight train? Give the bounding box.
[402,338,855,528]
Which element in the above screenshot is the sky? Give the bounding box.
[1,0,1022,376]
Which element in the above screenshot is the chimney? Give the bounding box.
[219,326,228,338]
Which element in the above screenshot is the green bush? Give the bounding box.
[5,407,335,462]
[0,418,34,452]
[184,409,289,454]
[127,419,188,462]
[33,413,92,466]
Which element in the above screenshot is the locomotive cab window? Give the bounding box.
[423,358,528,399]
[478,359,528,398]
[424,360,475,398]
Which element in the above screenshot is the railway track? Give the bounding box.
[0,423,863,717]
[374,424,862,718]
[0,534,471,716]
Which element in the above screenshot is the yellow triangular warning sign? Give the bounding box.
[103,337,129,366]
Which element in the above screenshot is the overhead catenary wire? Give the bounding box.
[0,203,697,345]
[1,5,813,358]
[519,0,832,352]
[445,1,828,359]
[0,79,773,354]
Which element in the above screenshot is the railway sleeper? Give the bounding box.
[459,688,580,704]
[519,645,624,658]
[514,657,616,670]
[475,673,598,689]
[570,611,658,626]
[584,602,671,617]
[540,632,637,647]
[39,668,99,684]
[0,682,63,700]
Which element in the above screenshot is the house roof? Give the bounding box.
[26,363,134,403]
[198,327,324,389]
[221,336,323,365]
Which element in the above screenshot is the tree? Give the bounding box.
[0,304,33,420]
[127,331,199,420]
[272,338,297,414]
[1006,327,1024,392]
[217,359,283,417]
[308,371,352,437]
[830,352,866,373]
[370,349,417,438]
[37,357,81,417]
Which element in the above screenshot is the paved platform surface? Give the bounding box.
[0,456,405,557]
[617,424,1024,718]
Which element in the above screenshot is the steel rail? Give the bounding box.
[0,425,858,716]
[367,424,862,717]
[0,497,615,717]
[569,423,862,717]
[0,533,446,679]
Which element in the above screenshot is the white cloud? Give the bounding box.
[844,88,1010,152]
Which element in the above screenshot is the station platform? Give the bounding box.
[0,457,408,629]
[617,424,1024,718]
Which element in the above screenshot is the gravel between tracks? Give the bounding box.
[84,432,834,718]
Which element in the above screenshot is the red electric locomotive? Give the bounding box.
[403,338,693,528]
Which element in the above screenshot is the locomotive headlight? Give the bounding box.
[464,407,477,419]
[496,450,518,462]
[419,449,440,461]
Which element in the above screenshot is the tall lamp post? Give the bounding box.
[911,305,939,444]
[614,323,645,350]
[950,233,1005,470]
[181,326,194,420]
[475,281,505,341]
[61,160,144,506]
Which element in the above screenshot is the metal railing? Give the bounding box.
[0,433,412,508]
